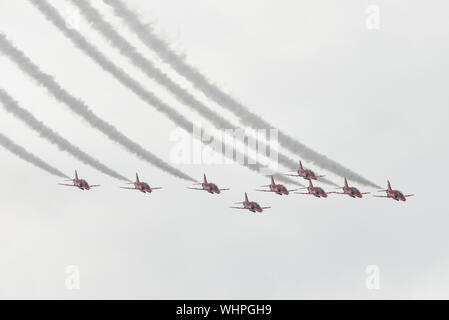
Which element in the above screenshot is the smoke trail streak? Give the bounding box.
[0,132,68,178]
[27,0,301,187]
[0,88,129,182]
[104,0,380,188]
[0,34,194,182]
[70,0,333,187]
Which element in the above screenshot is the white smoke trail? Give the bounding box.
[27,0,301,186]
[0,33,194,182]
[0,88,130,182]
[70,0,335,187]
[0,132,68,178]
[103,0,380,188]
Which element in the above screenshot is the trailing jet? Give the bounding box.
[120,173,162,193]
[373,180,414,201]
[59,170,100,191]
[256,176,298,195]
[286,160,324,181]
[295,180,328,198]
[331,178,370,198]
[188,174,229,194]
[230,193,271,213]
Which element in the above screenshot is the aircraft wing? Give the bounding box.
[294,192,313,195]
[261,207,271,209]
[230,206,246,209]
[151,187,163,190]
[219,188,230,191]
[287,189,300,192]
[58,183,76,187]
[256,189,272,192]
[120,187,137,190]
[373,195,389,198]
[187,187,204,190]
[90,185,101,188]
[405,194,414,197]
[361,192,371,195]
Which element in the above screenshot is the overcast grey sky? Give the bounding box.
[0,0,448,299]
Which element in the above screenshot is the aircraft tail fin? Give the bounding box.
[75,170,78,180]
[271,175,275,185]
[203,174,208,184]
[377,180,392,192]
[245,192,249,202]
[136,173,140,183]
[299,160,303,170]
[344,178,349,188]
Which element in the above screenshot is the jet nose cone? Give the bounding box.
[284,191,289,195]
[216,190,221,194]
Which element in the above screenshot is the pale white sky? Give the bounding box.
[0,0,448,299]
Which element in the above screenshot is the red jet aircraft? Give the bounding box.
[287,160,324,181]
[373,180,414,201]
[188,174,229,194]
[230,193,271,213]
[331,178,370,198]
[120,173,162,193]
[256,176,298,195]
[295,180,328,198]
[59,170,100,191]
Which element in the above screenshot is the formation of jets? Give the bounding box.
[59,170,100,190]
[230,193,271,213]
[120,173,162,193]
[256,176,298,195]
[373,180,414,201]
[187,174,229,194]
[286,160,325,180]
[59,160,414,213]
[332,178,370,198]
[295,180,329,198]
